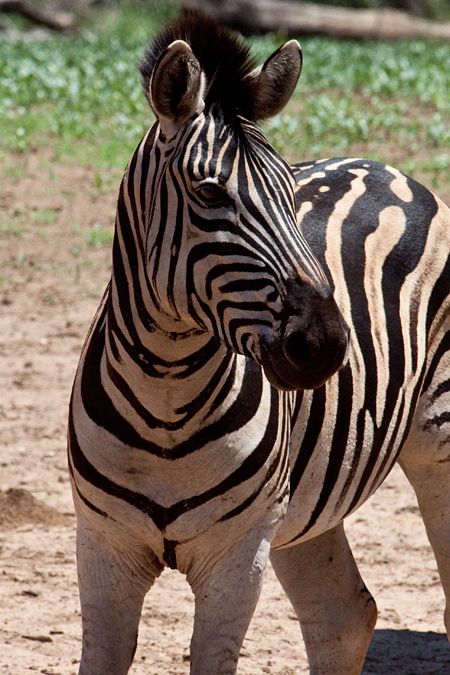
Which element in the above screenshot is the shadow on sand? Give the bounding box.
[362,629,449,674]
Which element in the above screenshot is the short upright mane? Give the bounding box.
[139,13,259,121]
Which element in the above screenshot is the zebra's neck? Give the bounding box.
[101,277,253,450]
[96,126,251,447]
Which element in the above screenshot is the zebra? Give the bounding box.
[68,13,450,675]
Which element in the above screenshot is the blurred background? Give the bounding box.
[1,0,450,200]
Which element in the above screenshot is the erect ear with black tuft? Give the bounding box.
[149,40,206,140]
[246,40,302,120]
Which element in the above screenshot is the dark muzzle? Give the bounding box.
[261,284,349,391]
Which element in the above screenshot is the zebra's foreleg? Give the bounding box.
[186,529,272,675]
[270,522,377,675]
[76,515,162,675]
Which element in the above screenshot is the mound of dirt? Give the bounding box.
[0,487,71,529]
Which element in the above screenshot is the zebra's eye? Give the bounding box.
[196,183,227,205]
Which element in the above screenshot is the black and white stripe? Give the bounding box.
[273,157,450,548]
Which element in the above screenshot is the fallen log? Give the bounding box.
[0,0,77,34]
[182,0,450,40]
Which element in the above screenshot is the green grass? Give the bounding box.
[263,37,450,197]
[1,3,450,195]
[84,222,115,247]
[33,209,59,224]
[0,32,152,166]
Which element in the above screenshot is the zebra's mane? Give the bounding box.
[139,12,259,121]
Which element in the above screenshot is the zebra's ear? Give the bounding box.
[247,40,302,120]
[149,40,206,139]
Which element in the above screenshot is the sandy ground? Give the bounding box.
[1,150,450,674]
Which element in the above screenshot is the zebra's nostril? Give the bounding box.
[283,331,311,367]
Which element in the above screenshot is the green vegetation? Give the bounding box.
[266,37,450,187]
[84,222,115,247]
[0,32,153,166]
[1,2,450,196]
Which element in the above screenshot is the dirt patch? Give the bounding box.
[0,488,71,528]
[0,149,449,674]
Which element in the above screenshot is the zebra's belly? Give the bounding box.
[272,444,400,550]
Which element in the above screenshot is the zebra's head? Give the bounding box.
[138,14,348,390]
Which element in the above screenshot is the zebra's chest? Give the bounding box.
[69,347,292,566]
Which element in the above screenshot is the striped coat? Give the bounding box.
[274,157,450,547]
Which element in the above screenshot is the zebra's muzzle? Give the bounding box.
[260,289,349,391]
